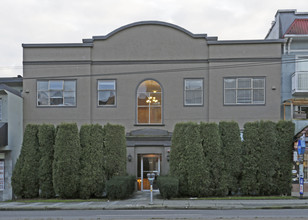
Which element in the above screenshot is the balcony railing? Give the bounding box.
[292,71,308,95]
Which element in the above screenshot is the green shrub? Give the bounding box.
[79,124,105,199]
[157,176,179,199]
[12,124,40,198]
[53,123,81,198]
[170,122,208,197]
[219,121,242,195]
[240,121,260,195]
[106,176,136,200]
[258,121,278,195]
[200,122,227,196]
[103,123,126,180]
[38,124,55,198]
[276,120,295,195]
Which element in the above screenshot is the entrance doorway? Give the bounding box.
[137,154,161,191]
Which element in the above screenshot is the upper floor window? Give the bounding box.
[37,80,76,106]
[297,56,308,72]
[137,80,162,124]
[0,98,2,120]
[98,80,116,106]
[184,79,203,106]
[224,77,265,105]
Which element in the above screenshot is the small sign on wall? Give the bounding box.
[294,151,298,162]
[0,160,4,191]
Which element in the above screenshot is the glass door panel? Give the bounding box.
[138,154,161,191]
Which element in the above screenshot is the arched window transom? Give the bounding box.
[137,80,162,124]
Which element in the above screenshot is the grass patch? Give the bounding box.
[172,196,297,200]
[3,198,108,203]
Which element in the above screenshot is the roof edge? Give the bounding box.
[208,39,286,45]
[22,43,93,48]
[86,21,211,42]
[0,84,22,98]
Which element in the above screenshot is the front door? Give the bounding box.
[138,154,161,191]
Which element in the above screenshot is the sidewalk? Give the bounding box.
[1,191,308,210]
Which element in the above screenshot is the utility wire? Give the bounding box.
[1,57,308,79]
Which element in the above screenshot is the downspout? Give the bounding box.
[283,38,287,54]
[288,38,293,55]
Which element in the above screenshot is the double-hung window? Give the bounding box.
[98,80,116,106]
[224,77,265,105]
[184,79,203,106]
[37,80,76,106]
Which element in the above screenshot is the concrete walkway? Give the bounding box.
[1,191,308,210]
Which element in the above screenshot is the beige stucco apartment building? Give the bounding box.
[23,21,283,191]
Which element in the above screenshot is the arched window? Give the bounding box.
[137,80,162,124]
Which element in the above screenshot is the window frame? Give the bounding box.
[223,77,266,105]
[36,79,77,107]
[296,55,308,72]
[97,79,117,107]
[136,79,163,125]
[184,78,204,106]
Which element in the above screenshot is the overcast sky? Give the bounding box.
[1,0,308,77]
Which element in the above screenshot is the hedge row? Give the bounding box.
[12,123,127,199]
[157,176,179,199]
[106,176,136,200]
[170,120,295,197]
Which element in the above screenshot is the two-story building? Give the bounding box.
[266,9,308,196]
[266,9,308,133]
[22,21,283,191]
[0,76,23,201]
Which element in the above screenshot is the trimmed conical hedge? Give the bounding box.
[258,121,278,195]
[200,122,227,196]
[12,124,40,198]
[103,123,126,180]
[276,120,295,195]
[38,124,55,198]
[79,124,106,199]
[240,121,260,195]
[170,122,208,197]
[53,123,81,198]
[219,121,242,195]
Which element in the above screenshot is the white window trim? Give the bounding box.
[97,80,117,107]
[224,77,265,105]
[296,55,308,72]
[184,79,204,106]
[37,80,76,107]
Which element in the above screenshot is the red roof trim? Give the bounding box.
[285,19,308,36]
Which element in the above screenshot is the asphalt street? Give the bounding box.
[2,209,308,220]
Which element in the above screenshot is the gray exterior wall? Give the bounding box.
[208,42,282,127]
[23,21,283,179]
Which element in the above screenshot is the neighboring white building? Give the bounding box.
[0,77,23,201]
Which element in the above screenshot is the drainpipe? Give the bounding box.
[288,38,293,55]
[283,38,287,54]
[291,102,294,120]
